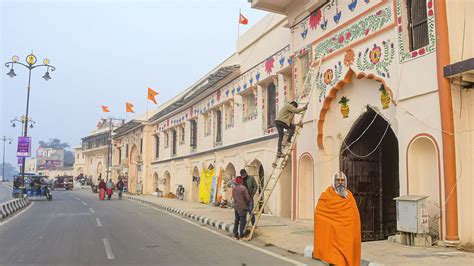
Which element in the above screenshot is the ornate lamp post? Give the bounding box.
[5,53,56,182]
[1,137,13,182]
[10,116,37,135]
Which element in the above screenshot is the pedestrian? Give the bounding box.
[98,179,106,200]
[240,169,257,225]
[116,178,125,200]
[274,101,307,157]
[313,171,361,266]
[106,179,114,200]
[232,176,250,239]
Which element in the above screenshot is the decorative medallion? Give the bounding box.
[356,39,394,78]
[317,61,343,102]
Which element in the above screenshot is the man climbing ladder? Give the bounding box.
[275,101,307,157]
[244,56,324,241]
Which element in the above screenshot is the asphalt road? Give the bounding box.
[0,182,12,203]
[0,188,308,265]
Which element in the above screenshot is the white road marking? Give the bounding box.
[130,200,305,266]
[102,238,115,260]
[96,218,102,227]
[82,201,88,206]
[0,202,35,226]
[75,197,80,201]
[89,208,95,214]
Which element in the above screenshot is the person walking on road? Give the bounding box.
[232,176,250,239]
[106,179,114,200]
[240,169,257,225]
[98,179,106,200]
[274,101,307,157]
[116,178,125,200]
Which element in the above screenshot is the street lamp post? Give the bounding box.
[5,53,56,183]
[1,137,13,182]
[11,116,37,136]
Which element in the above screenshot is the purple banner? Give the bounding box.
[17,137,31,157]
[17,157,23,165]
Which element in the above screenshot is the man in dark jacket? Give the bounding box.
[240,169,257,225]
[116,178,125,200]
[232,176,250,239]
[275,101,307,157]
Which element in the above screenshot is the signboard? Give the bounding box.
[37,160,61,170]
[17,157,23,165]
[17,137,31,157]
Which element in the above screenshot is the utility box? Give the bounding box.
[394,195,429,234]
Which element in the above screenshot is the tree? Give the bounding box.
[63,150,75,166]
[38,138,70,149]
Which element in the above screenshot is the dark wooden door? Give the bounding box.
[342,151,382,241]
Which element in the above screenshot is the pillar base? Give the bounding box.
[442,239,460,247]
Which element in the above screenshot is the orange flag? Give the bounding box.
[126,102,135,113]
[147,87,159,104]
[239,12,248,25]
[101,105,110,113]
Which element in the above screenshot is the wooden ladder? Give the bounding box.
[245,57,323,241]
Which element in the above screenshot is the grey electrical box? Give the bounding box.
[394,195,429,234]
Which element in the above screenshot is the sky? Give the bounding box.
[0,0,268,166]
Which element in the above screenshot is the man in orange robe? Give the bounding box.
[314,171,361,266]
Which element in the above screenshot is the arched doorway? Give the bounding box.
[407,135,441,241]
[223,163,236,203]
[77,167,83,176]
[191,167,200,202]
[298,154,314,220]
[247,159,265,212]
[153,172,159,193]
[340,108,399,241]
[129,145,138,193]
[163,171,171,194]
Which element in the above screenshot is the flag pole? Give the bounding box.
[238,8,240,39]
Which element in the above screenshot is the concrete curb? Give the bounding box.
[0,198,30,220]
[125,195,235,235]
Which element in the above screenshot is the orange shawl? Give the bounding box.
[314,186,361,266]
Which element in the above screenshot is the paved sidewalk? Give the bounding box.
[126,194,474,265]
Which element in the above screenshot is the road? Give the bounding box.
[0,182,12,203]
[0,188,309,265]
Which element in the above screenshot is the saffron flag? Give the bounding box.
[126,102,135,113]
[101,105,110,113]
[147,87,159,104]
[239,12,248,25]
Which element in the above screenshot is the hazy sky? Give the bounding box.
[1,0,267,166]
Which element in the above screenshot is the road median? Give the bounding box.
[0,198,31,220]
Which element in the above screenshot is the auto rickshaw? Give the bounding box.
[12,174,53,201]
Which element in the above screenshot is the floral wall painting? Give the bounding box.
[294,0,384,42]
[265,57,275,75]
[344,49,356,67]
[317,61,343,102]
[312,6,393,61]
[356,39,395,78]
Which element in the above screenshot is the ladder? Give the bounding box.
[245,56,324,241]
